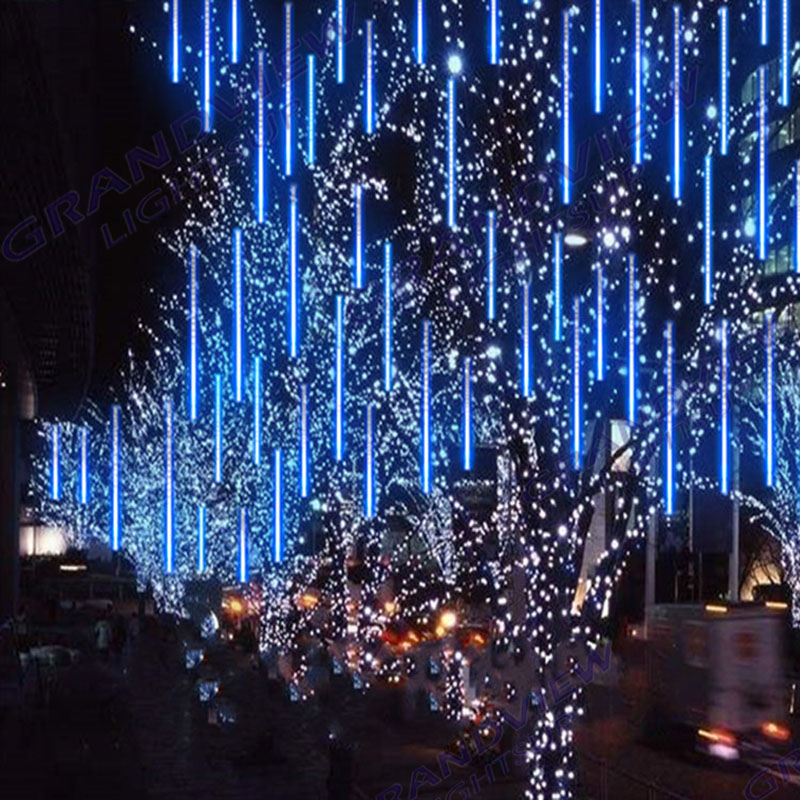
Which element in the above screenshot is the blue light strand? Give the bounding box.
[289,184,299,357]
[758,65,768,261]
[171,0,180,83]
[300,384,309,497]
[214,374,223,483]
[633,0,643,165]
[562,10,571,204]
[553,232,563,342]
[796,160,800,273]
[421,319,432,494]
[233,227,244,401]
[307,55,316,164]
[197,506,206,573]
[273,449,283,562]
[720,320,729,495]
[335,295,345,461]
[572,298,581,471]
[231,0,239,64]
[354,185,364,288]
[110,405,121,551]
[253,356,262,466]
[765,310,774,487]
[79,426,88,505]
[415,0,425,65]
[383,242,393,391]
[189,244,198,421]
[781,0,789,106]
[164,397,174,574]
[762,0,769,46]
[256,50,266,223]
[364,404,375,518]
[628,254,637,425]
[489,0,498,65]
[238,507,248,582]
[594,0,603,114]
[284,3,293,177]
[447,78,457,230]
[719,6,729,156]
[672,5,681,200]
[51,423,60,501]
[665,321,675,516]
[704,153,713,305]
[365,19,375,133]
[463,357,473,471]
[595,265,604,381]
[337,0,345,83]
[203,0,212,132]
[522,282,532,397]
[487,211,496,321]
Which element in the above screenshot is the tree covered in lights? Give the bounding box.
[31,1,800,797]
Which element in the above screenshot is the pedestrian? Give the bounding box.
[94,613,112,661]
[111,614,127,666]
[13,604,29,653]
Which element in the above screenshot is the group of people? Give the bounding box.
[94,611,139,664]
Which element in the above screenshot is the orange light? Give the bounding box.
[761,722,791,741]
[384,600,397,615]
[298,592,319,610]
[765,601,789,610]
[440,610,457,630]
[704,604,728,614]
[229,599,244,613]
[698,728,736,747]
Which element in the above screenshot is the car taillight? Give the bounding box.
[698,728,736,747]
[761,721,791,742]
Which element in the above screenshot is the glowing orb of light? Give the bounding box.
[447,53,463,75]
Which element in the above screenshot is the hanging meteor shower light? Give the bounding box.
[284,3,293,176]
[256,50,266,223]
[665,321,675,516]
[633,0,643,165]
[273,449,283,562]
[421,319,432,494]
[463,357,473,471]
[188,244,199,421]
[704,153,713,305]
[164,397,174,574]
[110,405,121,551]
[487,210,496,321]
[383,242,393,391]
[447,76,457,229]
[522,281,532,398]
[233,228,244,401]
[720,320,729,495]
[628,254,636,425]
[364,404,375,518]
[289,185,299,357]
[719,6,729,156]
[79,426,88,505]
[553,232,563,341]
[765,310,774,487]
[51,423,60,501]
[562,10,571,204]
[672,5,681,200]
[595,265,604,381]
[759,65,768,261]
[594,0,603,114]
[572,298,581,470]
[335,295,345,461]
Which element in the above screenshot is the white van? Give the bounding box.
[645,602,791,760]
